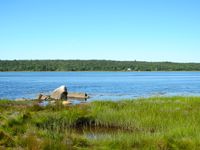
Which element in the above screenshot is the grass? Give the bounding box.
[0,96,200,149]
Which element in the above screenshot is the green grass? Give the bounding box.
[1,96,200,149]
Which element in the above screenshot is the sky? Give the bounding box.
[0,0,200,62]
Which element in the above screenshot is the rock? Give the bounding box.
[15,98,27,101]
[68,92,89,99]
[36,94,49,101]
[50,85,68,100]
[41,95,49,101]
[62,100,72,106]
[36,94,43,100]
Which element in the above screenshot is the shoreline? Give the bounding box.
[1,70,200,72]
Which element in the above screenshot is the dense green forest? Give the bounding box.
[0,60,200,71]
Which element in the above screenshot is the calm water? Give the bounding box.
[0,72,200,101]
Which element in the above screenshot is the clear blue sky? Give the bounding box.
[0,0,200,62]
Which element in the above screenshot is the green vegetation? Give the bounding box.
[1,60,200,71]
[1,97,200,149]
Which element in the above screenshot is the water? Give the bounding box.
[0,72,200,101]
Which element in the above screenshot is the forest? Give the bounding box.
[0,60,200,71]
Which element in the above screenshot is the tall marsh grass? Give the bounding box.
[0,96,200,149]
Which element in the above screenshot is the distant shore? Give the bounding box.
[1,60,200,72]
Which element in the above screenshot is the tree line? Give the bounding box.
[0,60,200,71]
